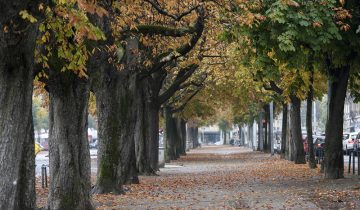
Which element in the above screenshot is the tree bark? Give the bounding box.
[290,96,306,164]
[281,103,288,158]
[0,70,36,210]
[179,119,187,155]
[92,75,138,193]
[165,106,176,161]
[307,69,317,169]
[258,116,263,151]
[248,123,253,149]
[47,71,93,210]
[190,125,199,148]
[194,127,199,148]
[239,127,243,146]
[0,4,39,208]
[186,124,194,150]
[174,118,182,159]
[134,78,161,175]
[134,80,148,174]
[285,104,293,161]
[89,35,140,192]
[324,65,350,179]
[144,101,160,174]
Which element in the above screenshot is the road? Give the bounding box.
[35,149,98,175]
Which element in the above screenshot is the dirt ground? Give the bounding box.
[37,146,360,209]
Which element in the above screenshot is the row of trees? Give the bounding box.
[1,0,360,209]
[0,0,228,209]
[207,0,360,179]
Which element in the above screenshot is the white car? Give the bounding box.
[343,132,357,152]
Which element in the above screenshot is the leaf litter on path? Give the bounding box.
[36,146,360,209]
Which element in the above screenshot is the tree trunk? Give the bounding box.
[195,127,199,148]
[290,96,306,164]
[194,127,199,148]
[179,119,187,155]
[0,6,39,208]
[285,104,293,161]
[174,118,182,159]
[190,125,199,148]
[307,70,317,169]
[248,124,253,149]
[281,103,288,158]
[92,75,138,193]
[134,82,160,175]
[134,81,148,174]
[0,68,36,210]
[238,125,244,146]
[144,102,160,174]
[134,75,162,175]
[48,71,93,210]
[324,65,350,179]
[186,124,194,150]
[89,33,140,192]
[285,106,294,161]
[165,106,176,161]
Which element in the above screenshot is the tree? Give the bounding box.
[229,0,360,177]
[87,1,209,195]
[35,1,106,208]
[218,119,231,145]
[163,80,205,160]
[0,1,42,209]
[306,66,317,168]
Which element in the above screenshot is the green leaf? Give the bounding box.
[19,10,37,23]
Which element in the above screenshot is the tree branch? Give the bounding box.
[202,54,227,58]
[146,7,205,75]
[172,88,202,113]
[144,0,199,21]
[158,64,199,104]
[179,73,207,89]
[134,24,197,37]
[269,81,283,95]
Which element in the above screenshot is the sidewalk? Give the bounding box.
[36,146,360,209]
[92,146,360,209]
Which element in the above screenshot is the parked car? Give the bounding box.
[303,135,320,154]
[314,137,325,149]
[342,132,357,152]
[353,132,360,151]
[314,136,325,158]
[89,140,98,149]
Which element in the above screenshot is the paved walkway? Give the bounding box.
[93,146,360,209]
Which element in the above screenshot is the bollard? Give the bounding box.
[358,151,360,176]
[41,164,48,188]
[348,151,352,174]
[353,151,356,174]
[45,165,48,187]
